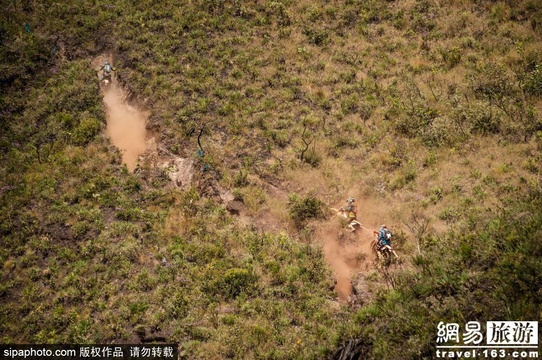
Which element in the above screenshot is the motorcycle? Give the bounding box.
[371,231,396,261]
[329,207,362,231]
[98,63,116,90]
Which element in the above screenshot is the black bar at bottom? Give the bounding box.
[0,344,178,360]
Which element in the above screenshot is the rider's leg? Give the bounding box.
[348,218,361,231]
[384,244,399,259]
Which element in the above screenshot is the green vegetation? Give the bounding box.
[1,0,541,358]
[288,193,326,228]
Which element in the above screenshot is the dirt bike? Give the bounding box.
[330,207,362,231]
[371,231,396,261]
[98,63,116,90]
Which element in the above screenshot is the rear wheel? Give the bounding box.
[100,75,112,90]
[372,240,392,263]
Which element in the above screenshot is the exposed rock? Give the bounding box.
[163,157,194,189]
[219,189,235,203]
[226,200,243,215]
[348,273,371,308]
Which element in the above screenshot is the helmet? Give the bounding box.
[381,224,387,228]
[347,197,354,203]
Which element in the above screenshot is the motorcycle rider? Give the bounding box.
[341,197,361,232]
[377,225,399,259]
[99,61,115,83]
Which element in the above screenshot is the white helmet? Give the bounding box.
[347,197,354,203]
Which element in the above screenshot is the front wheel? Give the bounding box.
[372,240,392,261]
[371,239,379,257]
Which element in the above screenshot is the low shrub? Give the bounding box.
[288,193,326,227]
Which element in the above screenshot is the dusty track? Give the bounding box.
[93,54,149,172]
[102,82,148,172]
[317,191,398,301]
[320,223,374,301]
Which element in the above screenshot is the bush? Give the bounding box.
[304,28,330,46]
[394,105,439,137]
[288,194,326,227]
[470,63,516,102]
[440,46,462,69]
[71,117,102,146]
[421,116,463,146]
[303,149,322,168]
[213,268,258,299]
[455,101,501,135]
[523,64,542,96]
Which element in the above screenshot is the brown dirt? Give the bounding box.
[317,219,374,302]
[102,81,149,172]
[93,53,150,172]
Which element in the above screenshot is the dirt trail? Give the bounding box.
[102,82,149,172]
[320,222,374,301]
[92,54,149,172]
[317,191,396,302]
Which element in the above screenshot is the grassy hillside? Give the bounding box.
[1,0,541,359]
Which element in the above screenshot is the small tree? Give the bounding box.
[288,193,326,228]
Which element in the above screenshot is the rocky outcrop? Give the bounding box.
[163,157,194,189]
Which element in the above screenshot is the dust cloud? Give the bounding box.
[102,82,148,172]
[319,221,374,301]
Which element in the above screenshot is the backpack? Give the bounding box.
[380,228,392,242]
